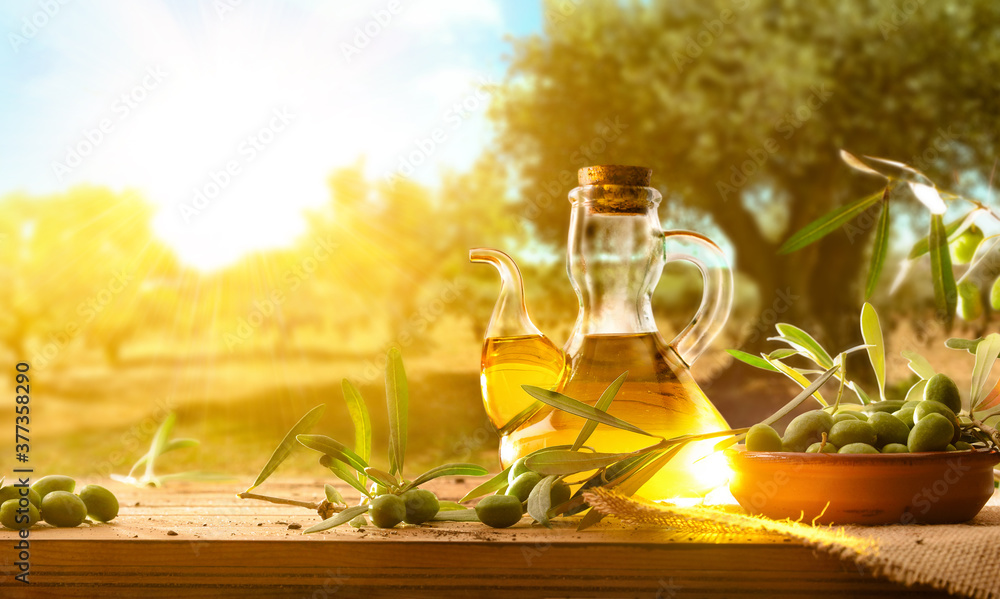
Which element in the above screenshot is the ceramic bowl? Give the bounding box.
[726,448,1000,525]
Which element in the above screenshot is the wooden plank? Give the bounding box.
[0,480,952,598]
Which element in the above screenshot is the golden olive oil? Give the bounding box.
[495,333,731,499]
[480,335,566,434]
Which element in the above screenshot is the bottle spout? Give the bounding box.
[470,248,543,339]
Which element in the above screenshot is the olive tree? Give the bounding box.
[492,0,1000,356]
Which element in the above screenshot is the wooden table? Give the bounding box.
[0,478,952,598]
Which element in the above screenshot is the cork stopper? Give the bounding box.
[578,165,652,187]
[574,165,655,213]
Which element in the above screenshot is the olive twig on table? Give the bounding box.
[238,491,348,519]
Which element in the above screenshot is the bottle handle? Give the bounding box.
[661,230,734,365]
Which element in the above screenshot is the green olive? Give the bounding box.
[349,514,367,528]
[867,412,911,448]
[881,443,909,453]
[368,494,406,528]
[908,413,955,452]
[1,498,39,530]
[991,277,1000,311]
[41,491,88,528]
[862,400,905,414]
[400,489,439,524]
[902,400,923,410]
[506,472,542,502]
[892,408,916,429]
[745,423,783,452]
[838,443,879,454]
[954,441,974,451]
[0,485,40,509]
[475,495,523,529]
[951,224,984,265]
[508,457,532,485]
[832,412,864,424]
[913,401,961,442]
[31,475,75,500]
[923,373,963,414]
[957,281,984,321]
[805,441,838,453]
[78,485,119,523]
[828,420,877,448]
[549,481,572,507]
[946,444,958,451]
[782,410,834,452]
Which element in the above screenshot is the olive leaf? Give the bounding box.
[324,484,345,506]
[578,446,683,531]
[901,350,936,379]
[324,458,370,498]
[765,356,827,406]
[571,371,628,451]
[246,404,326,493]
[767,348,799,360]
[849,154,937,190]
[778,188,885,255]
[521,385,655,437]
[401,463,488,492]
[865,195,891,300]
[772,324,835,368]
[431,509,481,522]
[929,213,958,330]
[970,333,1000,411]
[860,302,886,401]
[437,500,466,511]
[459,445,576,502]
[304,505,369,534]
[759,365,839,428]
[909,209,982,259]
[904,379,928,403]
[527,475,557,528]
[385,348,408,477]
[847,381,873,405]
[946,337,984,354]
[840,149,888,178]
[525,450,635,475]
[297,434,369,472]
[558,451,657,518]
[459,467,511,503]
[115,413,228,488]
[342,379,372,488]
[128,438,199,478]
[726,349,779,372]
[957,236,1000,286]
[143,412,177,482]
[363,467,399,490]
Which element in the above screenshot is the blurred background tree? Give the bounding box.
[493,0,1000,360]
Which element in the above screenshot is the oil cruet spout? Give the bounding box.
[470,248,566,451]
[469,248,542,339]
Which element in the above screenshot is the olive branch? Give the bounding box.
[781,150,1000,330]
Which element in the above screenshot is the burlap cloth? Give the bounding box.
[585,488,1000,599]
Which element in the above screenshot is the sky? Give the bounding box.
[0,0,542,269]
